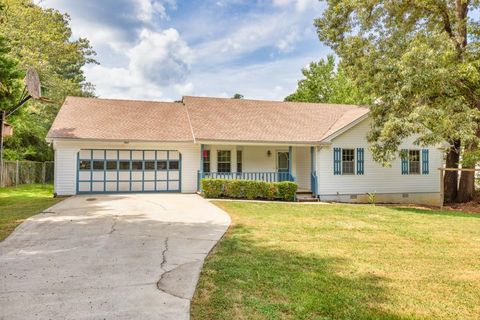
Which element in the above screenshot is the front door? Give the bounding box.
[277,151,290,181]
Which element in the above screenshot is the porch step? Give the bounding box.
[296,192,319,202]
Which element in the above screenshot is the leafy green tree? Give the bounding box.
[0,0,97,161]
[232,93,244,99]
[285,55,370,105]
[0,36,23,112]
[315,0,480,202]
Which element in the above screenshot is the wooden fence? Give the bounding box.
[0,161,54,188]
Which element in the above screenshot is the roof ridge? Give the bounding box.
[182,97,196,143]
[65,96,179,104]
[183,95,366,108]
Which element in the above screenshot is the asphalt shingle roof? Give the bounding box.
[47,96,369,144]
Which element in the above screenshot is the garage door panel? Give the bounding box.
[157,171,168,180]
[92,150,105,159]
[77,149,181,194]
[131,182,142,191]
[79,182,90,192]
[106,172,117,180]
[119,151,130,160]
[92,172,105,180]
[169,171,179,180]
[144,151,155,160]
[119,172,130,180]
[106,182,117,192]
[169,181,179,190]
[144,182,155,191]
[106,150,117,159]
[156,181,167,191]
[92,182,104,192]
[144,172,155,180]
[79,171,91,180]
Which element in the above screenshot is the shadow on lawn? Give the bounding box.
[193,223,412,320]
[391,206,480,219]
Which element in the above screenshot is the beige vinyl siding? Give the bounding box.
[52,140,200,195]
[54,147,78,196]
[316,119,443,204]
[295,147,310,190]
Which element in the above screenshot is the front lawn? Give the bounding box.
[191,202,480,320]
[0,184,62,241]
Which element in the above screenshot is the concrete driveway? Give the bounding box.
[0,194,230,320]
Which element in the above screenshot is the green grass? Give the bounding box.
[0,184,63,241]
[191,202,480,320]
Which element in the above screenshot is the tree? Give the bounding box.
[285,55,370,105]
[315,0,480,202]
[0,36,23,112]
[0,0,97,161]
[232,93,244,99]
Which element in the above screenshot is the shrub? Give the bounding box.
[224,180,247,198]
[277,181,298,201]
[201,179,224,198]
[201,178,297,201]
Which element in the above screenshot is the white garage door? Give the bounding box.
[77,149,181,193]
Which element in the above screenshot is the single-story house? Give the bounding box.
[46,96,443,205]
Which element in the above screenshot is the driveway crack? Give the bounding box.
[108,215,119,235]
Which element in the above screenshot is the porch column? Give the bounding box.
[311,146,317,197]
[232,145,237,173]
[288,146,293,180]
[198,144,204,191]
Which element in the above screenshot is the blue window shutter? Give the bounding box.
[401,149,408,175]
[333,148,341,175]
[356,148,364,175]
[422,149,429,174]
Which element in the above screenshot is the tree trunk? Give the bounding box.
[444,140,460,203]
[457,169,475,203]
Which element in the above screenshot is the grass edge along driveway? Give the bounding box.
[0,184,63,241]
[191,201,480,320]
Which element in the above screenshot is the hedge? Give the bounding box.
[201,178,297,201]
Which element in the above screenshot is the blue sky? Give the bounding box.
[40,0,329,101]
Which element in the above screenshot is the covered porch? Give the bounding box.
[197,143,318,196]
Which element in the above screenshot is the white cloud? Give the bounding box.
[129,28,193,86]
[135,0,168,21]
[272,0,316,12]
[85,27,193,100]
[174,82,194,95]
[276,28,300,52]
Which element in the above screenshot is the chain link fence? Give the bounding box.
[0,161,54,187]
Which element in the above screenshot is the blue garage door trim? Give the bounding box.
[77,149,182,194]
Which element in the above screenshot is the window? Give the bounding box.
[409,150,420,174]
[237,150,242,172]
[169,160,179,170]
[79,160,91,170]
[106,161,117,170]
[157,161,167,170]
[119,161,130,170]
[217,150,231,173]
[144,161,155,170]
[342,149,355,175]
[93,160,104,170]
[131,161,143,171]
[203,150,210,173]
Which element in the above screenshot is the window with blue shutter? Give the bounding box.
[401,149,408,175]
[422,149,429,174]
[333,148,341,175]
[356,148,364,175]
